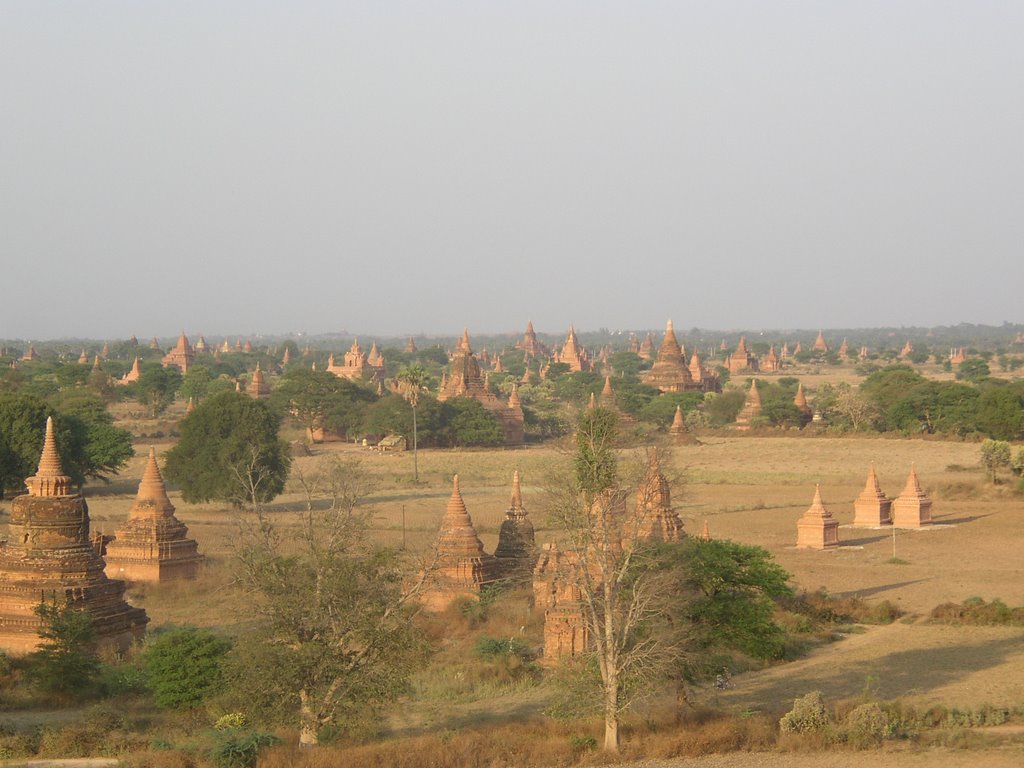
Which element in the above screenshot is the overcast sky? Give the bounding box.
[2,2,1022,340]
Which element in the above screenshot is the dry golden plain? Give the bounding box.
[7,413,1024,768]
[64,427,1024,715]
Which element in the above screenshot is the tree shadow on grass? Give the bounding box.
[726,632,1024,710]
[840,533,892,546]
[932,513,992,526]
[834,579,928,600]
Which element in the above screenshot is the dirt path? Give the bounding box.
[618,748,1024,768]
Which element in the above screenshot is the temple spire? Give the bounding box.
[132,447,175,517]
[511,470,523,508]
[26,417,71,497]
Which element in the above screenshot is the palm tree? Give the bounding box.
[395,363,431,482]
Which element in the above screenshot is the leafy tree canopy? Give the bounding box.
[0,392,133,493]
[442,398,504,447]
[164,391,291,507]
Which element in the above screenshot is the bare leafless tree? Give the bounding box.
[546,409,684,751]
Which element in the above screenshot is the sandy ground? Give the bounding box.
[619,749,1024,768]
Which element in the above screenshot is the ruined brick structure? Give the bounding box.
[246,362,271,399]
[643,321,702,393]
[421,475,499,611]
[727,337,759,374]
[437,329,524,445]
[493,471,536,581]
[162,332,194,374]
[734,379,762,429]
[0,419,148,654]
[553,326,590,372]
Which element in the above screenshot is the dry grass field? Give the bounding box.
[74,428,1024,708]
[4,403,1024,765]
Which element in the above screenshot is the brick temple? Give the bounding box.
[0,418,148,654]
[104,447,203,583]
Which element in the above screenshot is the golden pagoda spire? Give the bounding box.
[132,447,175,518]
[26,417,72,497]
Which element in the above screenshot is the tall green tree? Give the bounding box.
[975,386,1024,440]
[0,393,132,493]
[179,365,215,405]
[395,364,431,481]
[134,365,182,417]
[980,439,1012,484]
[270,367,374,441]
[672,538,791,662]
[442,398,504,447]
[164,391,291,508]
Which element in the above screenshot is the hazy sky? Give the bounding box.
[2,2,1022,340]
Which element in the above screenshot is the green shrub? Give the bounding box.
[844,702,889,747]
[143,626,231,709]
[27,601,101,698]
[473,636,533,660]
[209,730,279,768]
[779,691,830,734]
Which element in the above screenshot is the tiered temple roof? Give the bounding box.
[796,484,840,549]
[246,362,271,399]
[421,476,499,610]
[162,332,194,373]
[438,330,524,444]
[104,448,203,582]
[794,382,812,418]
[727,336,759,374]
[852,465,892,527]
[0,418,148,653]
[734,379,762,429]
[892,465,932,528]
[638,332,655,360]
[762,346,781,372]
[515,320,547,358]
[554,326,590,372]
[327,338,382,382]
[634,453,684,542]
[642,320,699,393]
[813,331,829,353]
[493,471,536,581]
